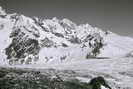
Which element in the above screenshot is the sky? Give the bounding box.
[0,0,133,36]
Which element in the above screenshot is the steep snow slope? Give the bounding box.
[100,33,133,57]
[0,6,133,65]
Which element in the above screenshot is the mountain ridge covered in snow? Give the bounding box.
[0,6,133,65]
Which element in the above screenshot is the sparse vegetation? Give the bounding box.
[0,67,111,89]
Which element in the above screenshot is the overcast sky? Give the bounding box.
[0,0,133,36]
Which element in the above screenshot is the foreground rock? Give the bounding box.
[0,67,112,89]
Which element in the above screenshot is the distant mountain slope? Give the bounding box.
[99,33,133,57]
[0,6,133,65]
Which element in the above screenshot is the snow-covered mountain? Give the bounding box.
[0,6,133,65]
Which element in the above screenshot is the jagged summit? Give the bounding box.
[0,6,6,16]
[0,6,133,65]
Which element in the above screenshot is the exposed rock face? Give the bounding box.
[125,51,133,57]
[0,6,106,65]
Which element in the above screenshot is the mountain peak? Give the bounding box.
[0,6,6,16]
[61,18,76,26]
[0,6,133,65]
[52,17,59,22]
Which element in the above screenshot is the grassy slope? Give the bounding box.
[0,67,93,89]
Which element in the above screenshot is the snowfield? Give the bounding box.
[14,58,133,89]
[1,57,132,89]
